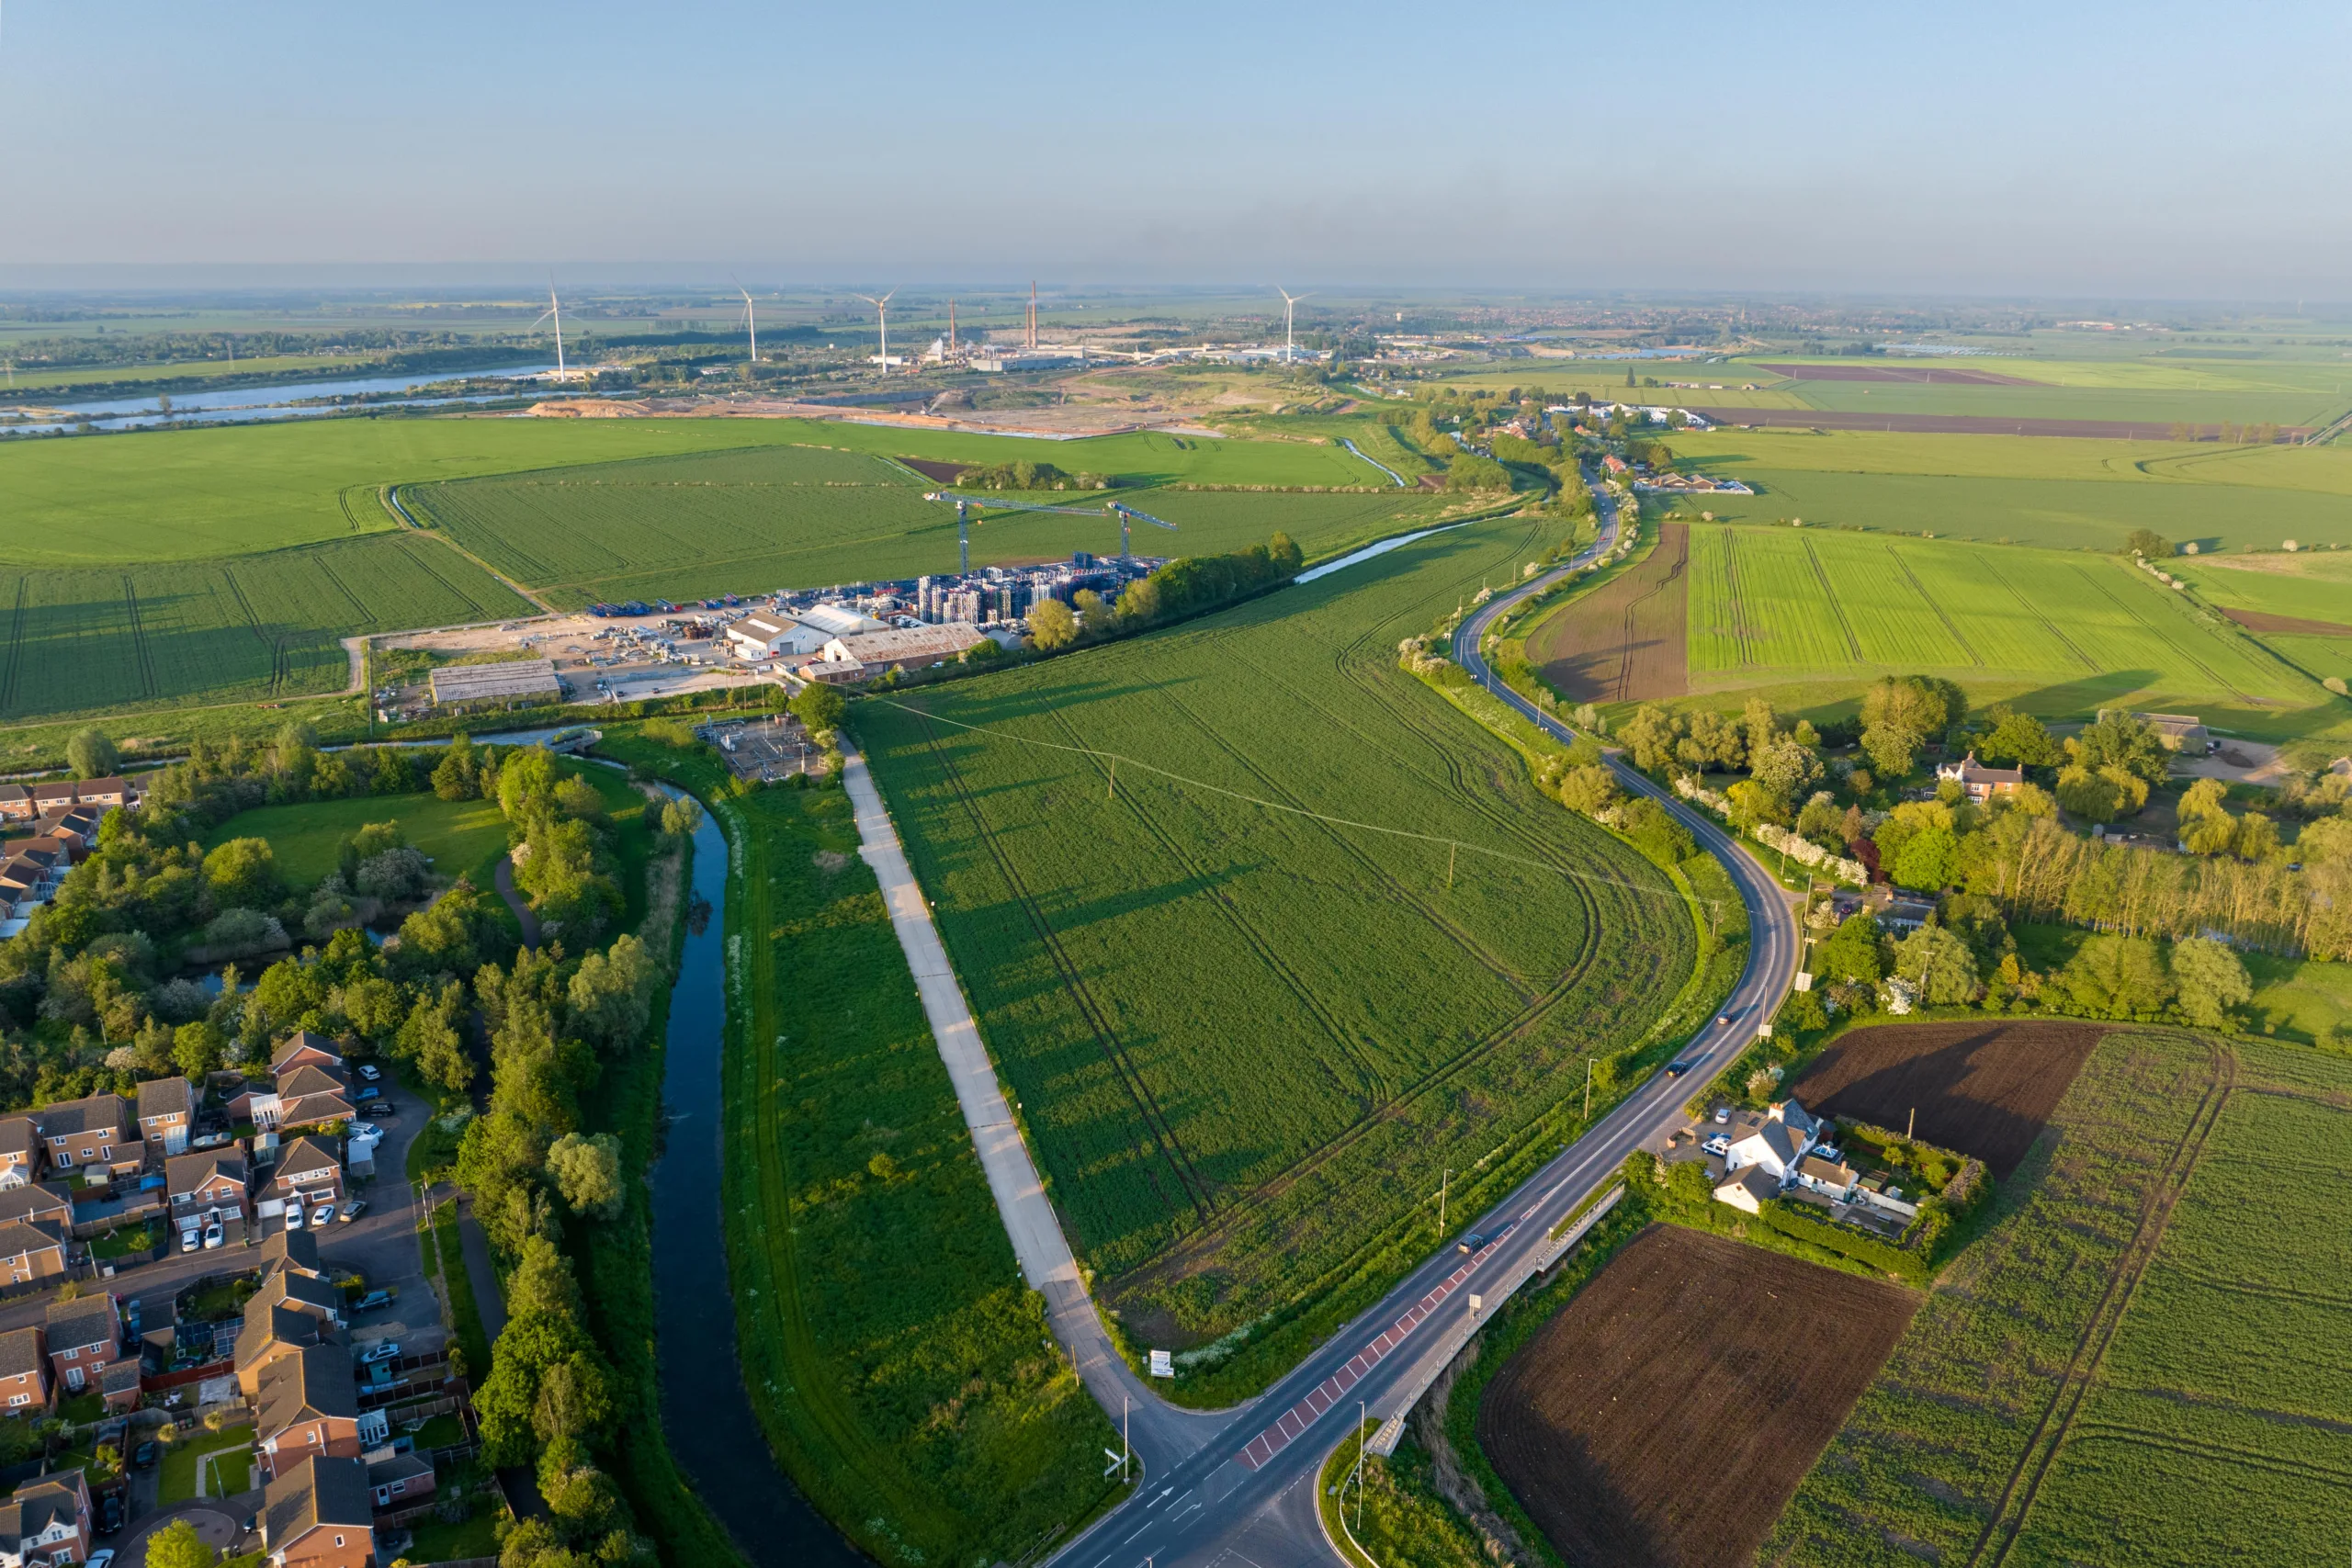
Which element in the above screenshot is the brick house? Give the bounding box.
[135,1077,197,1156]
[267,1068,356,1133]
[26,784,74,815]
[33,1096,141,1178]
[260,1454,376,1568]
[167,1148,251,1249]
[100,1360,141,1416]
[272,1033,345,1077]
[0,1187,71,1237]
[68,779,132,808]
[0,1329,48,1415]
[41,1295,119,1396]
[0,1121,43,1189]
[0,788,29,823]
[1936,750,2025,803]
[266,1137,344,1218]
[235,1273,346,1398]
[0,1470,90,1566]
[257,1228,326,1282]
[257,1345,364,1482]
[0,1223,67,1288]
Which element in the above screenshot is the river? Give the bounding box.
[0,360,561,435]
[649,796,866,1566]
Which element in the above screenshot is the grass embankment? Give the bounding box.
[595,724,1123,1565]
[421,1201,494,1380]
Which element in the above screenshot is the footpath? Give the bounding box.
[837,746,1224,1471]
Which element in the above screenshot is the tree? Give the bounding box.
[1895,924,1979,1006]
[788,682,846,736]
[65,728,119,781]
[1027,598,1079,651]
[1115,577,1163,625]
[2064,711,2171,788]
[2056,763,2148,822]
[2123,527,2172,558]
[1978,707,2060,768]
[397,983,474,1095]
[1617,705,1682,773]
[568,935,657,1055]
[2170,937,2250,1028]
[2233,811,2278,862]
[1861,722,1922,780]
[1557,765,1619,817]
[2062,934,2170,1018]
[172,1021,226,1081]
[1750,736,1822,802]
[547,1133,625,1220]
[1892,826,1960,890]
[1071,589,1107,626]
[1818,913,1884,986]
[142,1519,219,1568]
[201,838,282,910]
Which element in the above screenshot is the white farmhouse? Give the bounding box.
[1720,1099,1821,1182]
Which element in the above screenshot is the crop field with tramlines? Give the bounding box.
[1682,524,2324,716]
[0,533,532,723]
[856,514,1698,1383]
[405,441,1463,607]
[1767,1031,2352,1567]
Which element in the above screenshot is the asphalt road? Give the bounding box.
[1045,491,1802,1567]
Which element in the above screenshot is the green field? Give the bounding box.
[1678,523,2335,736]
[857,513,1697,1382]
[1770,1031,2352,1565]
[403,440,1456,607]
[2171,552,2352,626]
[200,789,512,890]
[0,531,534,724]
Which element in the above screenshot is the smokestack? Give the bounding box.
[1027,280,1037,351]
[948,299,956,354]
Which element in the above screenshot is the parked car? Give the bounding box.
[95,1494,123,1535]
[85,1551,114,1568]
[361,1341,401,1365]
[312,1204,337,1228]
[351,1290,394,1313]
[180,1229,199,1254]
[340,1200,367,1224]
[203,1224,224,1249]
[364,1106,396,1122]
[356,1064,382,1082]
[131,1441,158,1470]
[286,1208,305,1231]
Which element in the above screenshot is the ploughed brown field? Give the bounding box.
[1687,407,2313,442]
[896,457,967,484]
[1789,1020,2107,1177]
[1752,361,2036,386]
[1479,1225,1918,1568]
[1527,520,1689,703]
[2222,606,2352,637]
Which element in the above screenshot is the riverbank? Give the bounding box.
[593,723,1121,1568]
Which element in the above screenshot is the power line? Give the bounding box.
[872,696,1704,911]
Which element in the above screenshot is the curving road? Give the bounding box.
[1043,486,1804,1567]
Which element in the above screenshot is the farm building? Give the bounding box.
[2131,711,2211,751]
[1722,1099,1821,1181]
[1713,1166,1780,1214]
[428,659,563,710]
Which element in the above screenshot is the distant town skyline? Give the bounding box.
[3,0,2346,300]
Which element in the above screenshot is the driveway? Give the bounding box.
[316,1073,444,1360]
[114,1501,243,1568]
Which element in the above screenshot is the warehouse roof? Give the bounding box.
[429,659,562,705]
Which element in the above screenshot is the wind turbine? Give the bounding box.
[531,278,569,380]
[733,277,759,363]
[1278,288,1313,362]
[857,290,897,369]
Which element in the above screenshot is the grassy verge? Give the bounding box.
[425,1201,493,1381]
[604,724,1124,1567]
[1317,1433,1492,1568]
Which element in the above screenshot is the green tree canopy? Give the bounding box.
[2169,937,2251,1028]
[65,728,119,780]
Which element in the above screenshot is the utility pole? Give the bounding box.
[1122,1396,1130,1483]
[1355,1401,1368,1532]
[1447,842,1456,890]
[1438,1167,1450,1237]
[1585,1057,1594,1121]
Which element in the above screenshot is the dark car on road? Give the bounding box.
[96,1493,123,1535]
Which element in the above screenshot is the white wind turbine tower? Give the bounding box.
[857,290,898,369]
[532,278,570,380]
[733,277,759,363]
[1278,288,1313,363]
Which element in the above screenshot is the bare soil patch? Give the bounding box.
[1753,361,2036,386]
[1478,1224,1917,1568]
[897,457,967,485]
[1790,1020,2108,1178]
[1689,408,2313,442]
[2222,606,2352,637]
[1526,521,1689,703]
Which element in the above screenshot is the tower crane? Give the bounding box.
[922,491,1179,573]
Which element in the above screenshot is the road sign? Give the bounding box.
[1149,1349,1174,1379]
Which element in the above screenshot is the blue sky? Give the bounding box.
[2,0,2345,299]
